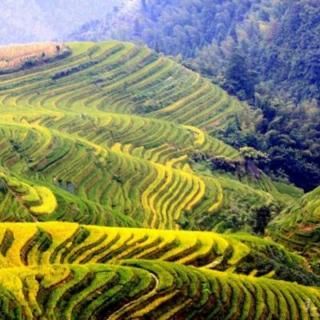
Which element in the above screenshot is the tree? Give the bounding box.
[224,51,255,102]
[253,205,272,235]
[240,147,268,179]
[239,147,268,161]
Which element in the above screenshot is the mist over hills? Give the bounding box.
[0,0,123,44]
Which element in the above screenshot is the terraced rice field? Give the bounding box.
[0,41,318,318]
[0,41,297,231]
[0,222,315,282]
[0,222,317,319]
[269,187,320,270]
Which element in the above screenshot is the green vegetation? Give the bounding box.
[0,223,317,318]
[71,0,320,191]
[0,41,299,233]
[0,41,318,318]
[0,261,318,319]
[0,222,317,285]
[269,187,320,273]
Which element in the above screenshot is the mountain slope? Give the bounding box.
[0,41,299,233]
[69,0,320,191]
[0,41,318,318]
[0,261,319,319]
[0,222,318,318]
[0,222,317,284]
[70,0,320,104]
[269,187,320,272]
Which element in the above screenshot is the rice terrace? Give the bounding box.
[0,36,319,319]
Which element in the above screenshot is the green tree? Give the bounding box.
[225,51,255,102]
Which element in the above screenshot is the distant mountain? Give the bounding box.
[68,0,140,42]
[0,0,54,44]
[0,0,123,44]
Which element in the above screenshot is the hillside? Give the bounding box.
[69,0,320,191]
[0,41,319,318]
[0,43,71,74]
[269,187,320,272]
[1,262,320,319]
[0,41,297,233]
[71,0,320,104]
[0,222,318,318]
[1,1,319,190]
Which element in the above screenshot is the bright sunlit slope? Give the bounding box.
[0,222,317,319]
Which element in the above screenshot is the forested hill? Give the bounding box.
[70,0,320,191]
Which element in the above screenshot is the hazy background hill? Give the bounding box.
[0,0,123,44]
